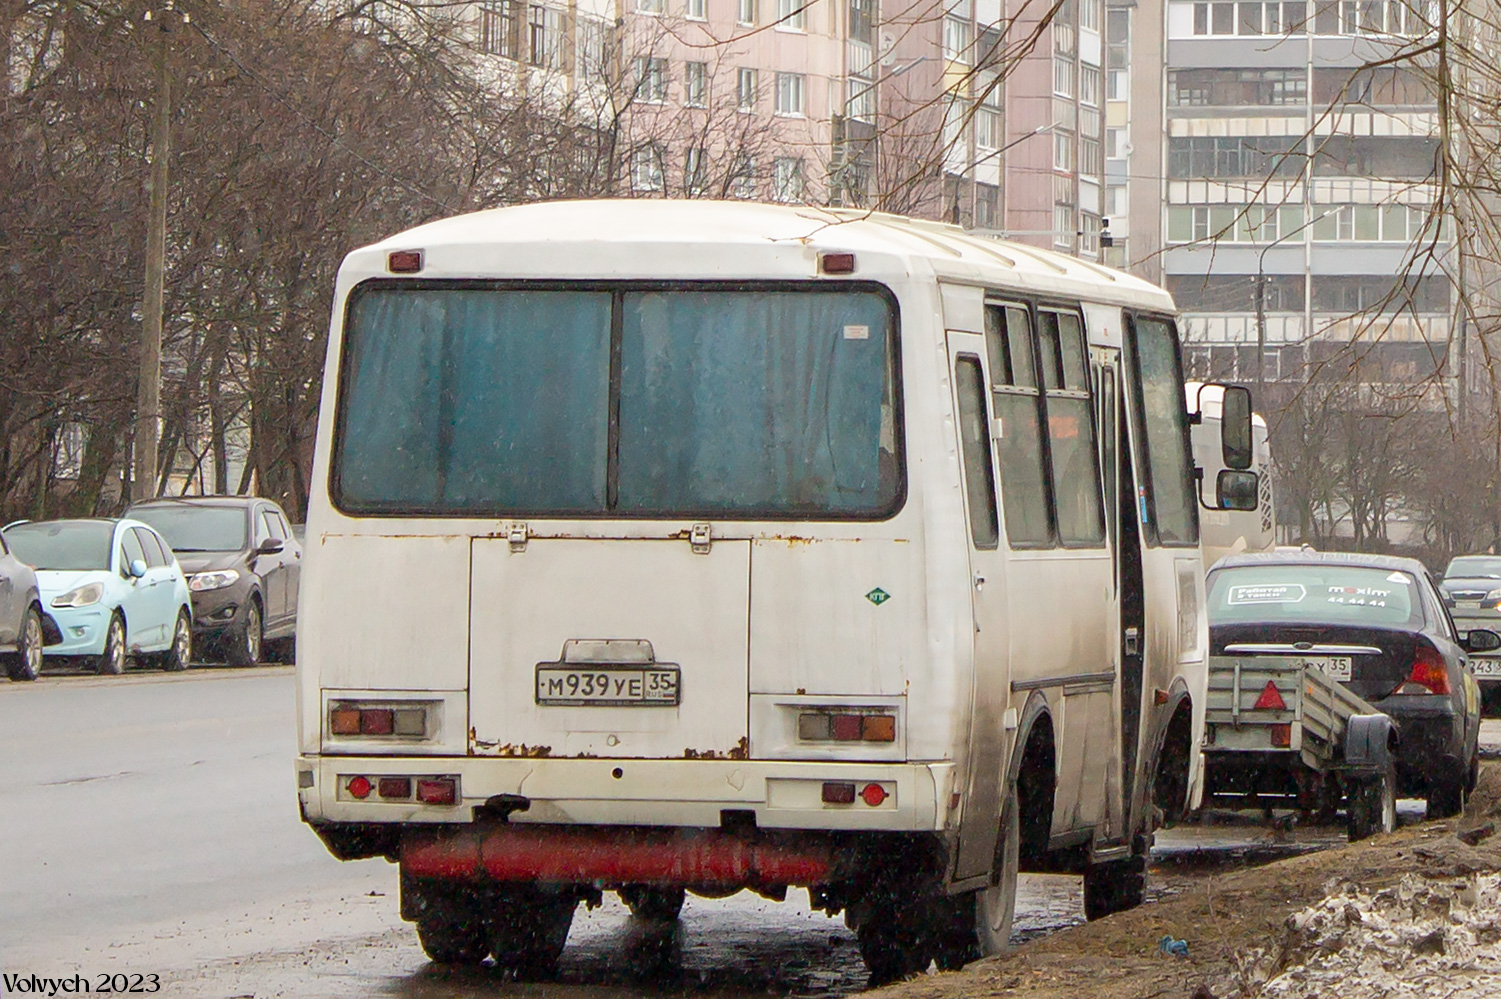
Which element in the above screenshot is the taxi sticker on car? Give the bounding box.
[1228,583,1306,605]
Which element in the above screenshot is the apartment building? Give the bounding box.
[1125,1,1451,396]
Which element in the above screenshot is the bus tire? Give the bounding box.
[1082,852,1146,920]
[619,885,685,922]
[855,911,929,986]
[490,886,576,979]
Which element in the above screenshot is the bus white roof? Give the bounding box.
[348,200,1178,313]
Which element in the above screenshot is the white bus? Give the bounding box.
[1188,383,1276,567]
[295,201,1253,982]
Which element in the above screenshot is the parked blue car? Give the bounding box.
[2,518,193,674]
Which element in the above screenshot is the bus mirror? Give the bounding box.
[1216,470,1258,511]
[1220,385,1253,470]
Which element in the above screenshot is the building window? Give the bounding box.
[1081,135,1101,177]
[731,154,757,198]
[637,0,664,12]
[1081,213,1101,254]
[777,0,807,29]
[479,2,518,57]
[1054,130,1075,171]
[975,183,999,228]
[1106,126,1127,158]
[738,0,757,25]
[633,145,665,192]
[773,157,806,201]
[528,4,565,68]
[1054,204,1074,247]
[1053,56,1075,97]
[687,0,707,17]
[849,0,875,41]
[684,61,707,106]
[1169,68,1308,107]
[634,57,668,103]
[975,107,1001,150]
[775,72,806,115]
[577,18,607,79]
[737,67,758,109]
[684,147,707,195]
[944,16,973,62]
[1080,65,1100,106]
[1080,0,1100,31]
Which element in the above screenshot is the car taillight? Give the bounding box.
[1402,644,1451,695]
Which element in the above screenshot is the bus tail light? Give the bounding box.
[821,782,856,804]
[388,249,423,273]
[329,702,429,738]
[417,778,458,805]
[798,711,896,743]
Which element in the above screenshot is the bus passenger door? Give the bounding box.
[947,333,1012,882]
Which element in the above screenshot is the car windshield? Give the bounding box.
[1207,563,1424,629]
[130,505,248,552]
[3,521,114,571]
[1445,556,1501,580]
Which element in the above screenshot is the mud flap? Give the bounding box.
[1344,713,1399,774]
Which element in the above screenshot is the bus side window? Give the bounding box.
[1038,311,1106,547]
[984,304,1052,547]
[954,355,999,550]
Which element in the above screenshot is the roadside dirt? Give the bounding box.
[876,764,1501,999]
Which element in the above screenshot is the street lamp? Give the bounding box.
[1254,209,1332,406]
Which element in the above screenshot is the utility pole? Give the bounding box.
[134,1,187,502]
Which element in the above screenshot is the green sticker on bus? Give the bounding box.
[866,588,891,606]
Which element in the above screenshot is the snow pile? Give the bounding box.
[1254,873,1501,998]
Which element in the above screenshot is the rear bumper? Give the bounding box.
[297,755,954,834]
[1366,694,1464,791]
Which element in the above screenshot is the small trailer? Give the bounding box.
[1201,655,1400,841]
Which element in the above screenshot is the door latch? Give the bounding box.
[508,522,528,553]
[689,523,712,555]
[1124,627,1141,657]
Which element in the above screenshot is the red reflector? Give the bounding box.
[822,781,856,804]
[860,783,888,806]
[1270,723,1292,748]
[820,252,856,274]
[1254,681,1287,711]
[378,777,412,800]
[388,249,423,273]
[1407,647,1451,694]
[346,775,372,799]
[417,778,457,805]
[831,714,863,741]
[360,709,394,735]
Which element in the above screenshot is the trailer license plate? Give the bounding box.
[1295,656,1352,681]
[1472,658,1501,678]
[535,666,681,706]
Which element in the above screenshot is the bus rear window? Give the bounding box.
[333,284,902,519]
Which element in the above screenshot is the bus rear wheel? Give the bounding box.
[490,886,577,979]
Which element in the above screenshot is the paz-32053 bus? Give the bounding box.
[295,201,1254,983]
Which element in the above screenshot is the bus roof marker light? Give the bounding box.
[820,252,856,274]
[388,249,423,273]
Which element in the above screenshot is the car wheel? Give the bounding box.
[226,599,262,667]
[159,609,191,672]
[96,614,126,676]
[4,607,44,681]
[1426,767,1466,820]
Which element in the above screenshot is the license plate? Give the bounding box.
[535,665,681,706]
[1472,658,1501,678]
[1294,656,1352,681]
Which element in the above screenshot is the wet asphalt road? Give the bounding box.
[1,669,1493,998]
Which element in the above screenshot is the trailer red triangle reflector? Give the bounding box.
[1254,681,1286,711]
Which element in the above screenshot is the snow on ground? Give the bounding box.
[1249,873,1501,998]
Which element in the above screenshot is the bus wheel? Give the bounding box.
[413,890,489,965]
[855,911,929,986]
[490,886,577,979]
[619,885,685,922]
[973,781,1020,956]
[1082,850,1146,920]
